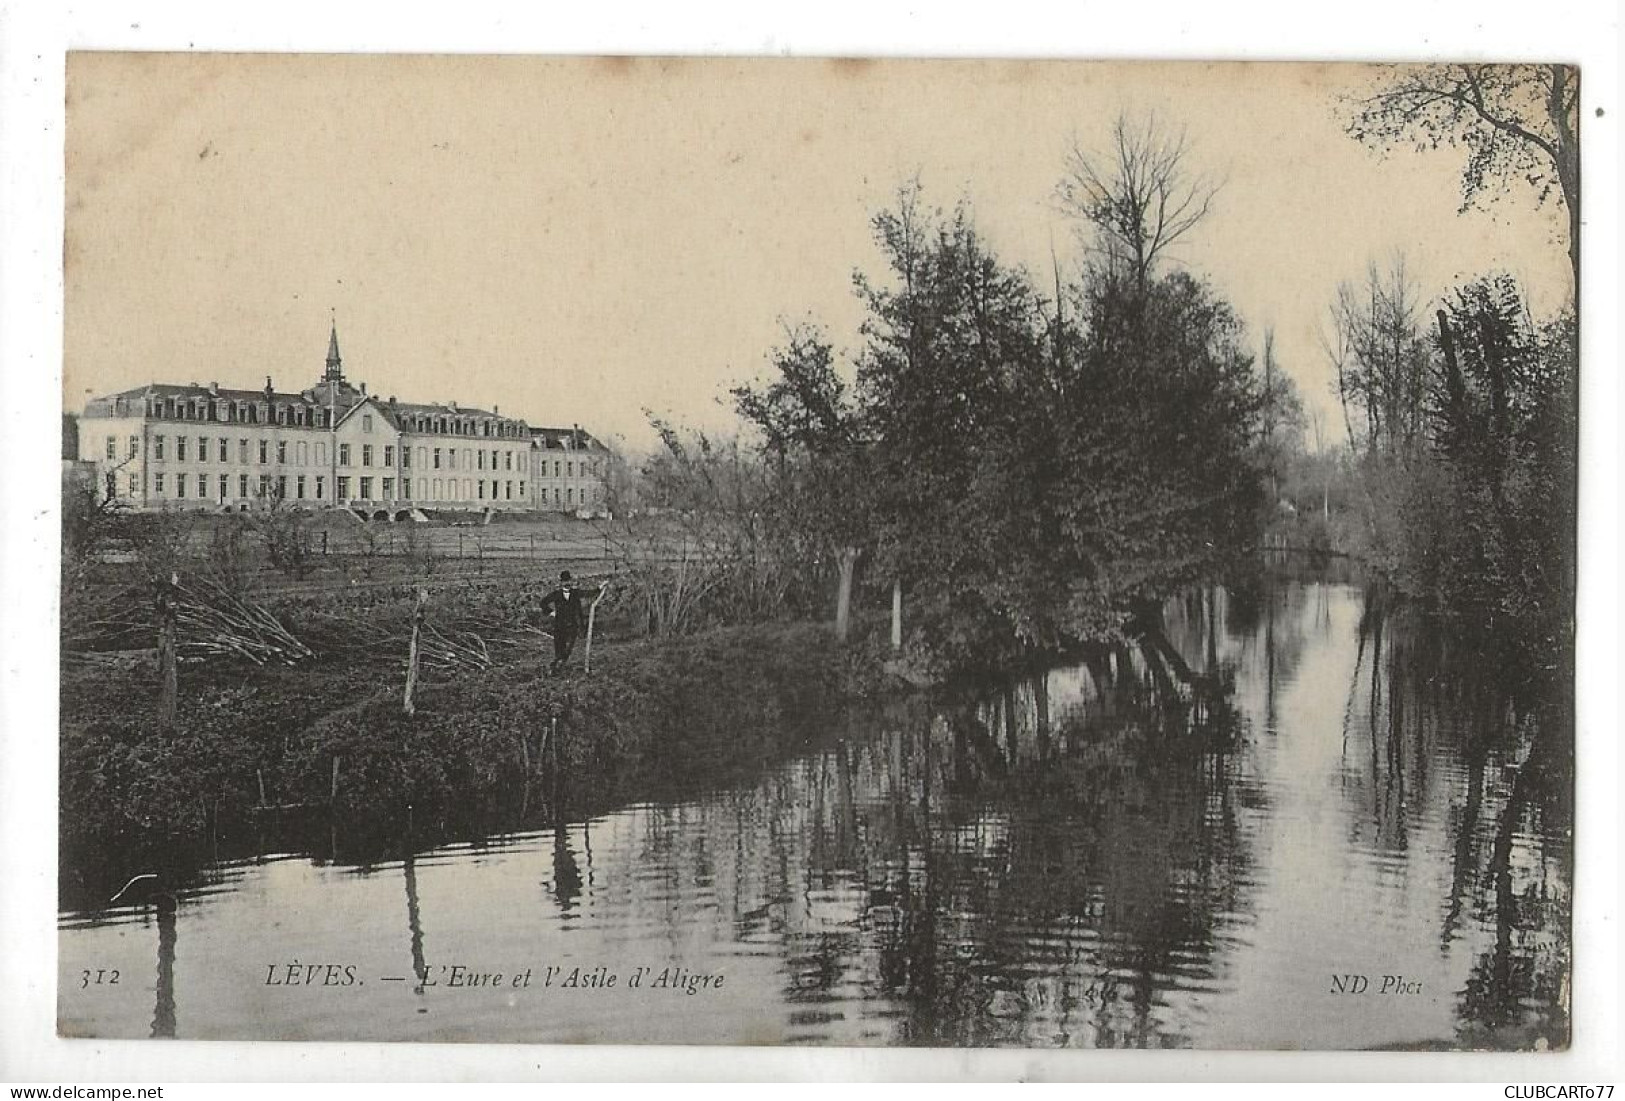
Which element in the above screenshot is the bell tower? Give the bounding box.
[324,316,345,384]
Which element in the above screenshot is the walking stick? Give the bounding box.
[583,582,609,675]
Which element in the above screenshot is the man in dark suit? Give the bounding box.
[539,570,599,674]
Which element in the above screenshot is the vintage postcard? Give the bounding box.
[54,53,1578,1054]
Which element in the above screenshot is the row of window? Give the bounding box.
[400,414,525,438]
[109,435,598,476]
[138,472,545,504]
[148,472,329,502]
[416,446,519,472]
[542,459,601,479]
[113,469,597,508]
[117,435,536,474]
[141,397,335,428]
[119,435,321,466]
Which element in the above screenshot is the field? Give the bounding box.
[58,506,897,906]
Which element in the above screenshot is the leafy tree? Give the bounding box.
[729,171,1271,672]
[1050,267,1267,633]
[853,189,1059,659]
[1345,64,1580,296]
[1422,276,1575,674]
[850,184,1267,663]
[731,324,870,639]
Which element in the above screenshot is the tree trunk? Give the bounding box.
[890,578,903,652]
[1545,64,1580,302]
[834,546,858,642]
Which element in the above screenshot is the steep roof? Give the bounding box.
[386,399,503,420]
[79,329,586,443]
[82,382,326,418]
[529,425,607,451]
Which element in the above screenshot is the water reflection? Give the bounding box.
[59,579,1570,1049]
[403,853,429,1006]
[150,893,176,1039]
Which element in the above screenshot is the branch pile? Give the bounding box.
[413,624,493,672]
[173,578,316,666]
[61,583,153,653]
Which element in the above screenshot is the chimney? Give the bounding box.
[209,381,219,395]
[264,375,274,397]
[360,381,367,397]
[388,395,396,406]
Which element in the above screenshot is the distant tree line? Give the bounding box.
[1316,63,1580,696]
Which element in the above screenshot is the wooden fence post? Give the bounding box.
[403,588,427,716]
[157,572,179,731]
[583,582,609,675]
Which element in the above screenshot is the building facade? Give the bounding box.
[76,326,611,517]
[529,425,611,516]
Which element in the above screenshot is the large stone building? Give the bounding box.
[74,325,612,518]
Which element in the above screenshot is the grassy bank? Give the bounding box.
[60,617,894,908]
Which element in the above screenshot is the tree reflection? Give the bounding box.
[752,629,1259,1046]
[150,892,176,1039]
[1339,590,1571,1049]
[747,577,1569,1048]
[1455,712,1571,1049]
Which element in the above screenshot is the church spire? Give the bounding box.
[325,312,343,382]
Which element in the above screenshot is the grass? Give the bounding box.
[59,592,897,909]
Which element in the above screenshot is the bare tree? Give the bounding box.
[1324,256,1431,458]
[250,487,313,579]
[1345,64,1580,297]
[1057,110,1222,291]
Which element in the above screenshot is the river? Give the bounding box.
[57,577,1571,1048]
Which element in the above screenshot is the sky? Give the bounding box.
[63,55,1573,455]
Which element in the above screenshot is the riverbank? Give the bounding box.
[59,616,897,907]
